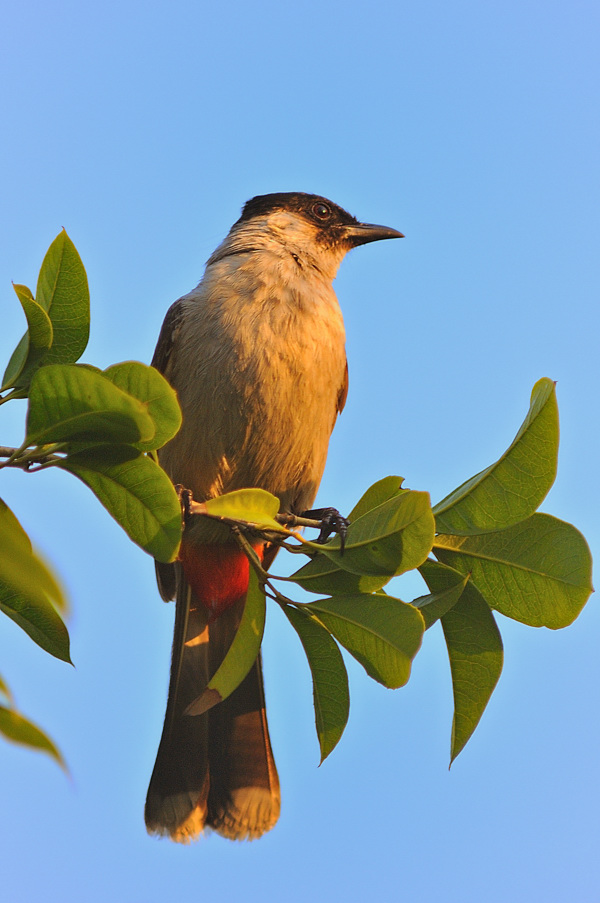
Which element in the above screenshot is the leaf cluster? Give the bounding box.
[0,232,183,763]
[191,379,593,764]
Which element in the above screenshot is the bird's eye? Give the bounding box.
[312,203,331,220]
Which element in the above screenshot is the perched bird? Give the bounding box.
[145,192,403,842]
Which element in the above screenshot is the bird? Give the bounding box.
[145,192,403,842]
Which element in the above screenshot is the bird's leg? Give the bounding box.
[300,507,349,552]
[174,483,194,526]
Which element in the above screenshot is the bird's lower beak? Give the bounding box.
[344,222,405,247]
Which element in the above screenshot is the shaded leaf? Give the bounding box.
[26,364,156,446]
[282,604,349,762]
[434,513,594,628]
[441,589,503,763]
[290,476,407,594]
[434,379,559,535]
[35,229,90,365]
[0,500,71,661]
[291,556,388,595]
[185,569,266,715]
[1,285,53,390]
[310,490,435,579]
[57,445,182,562]
[0,705,66,769]
[347,475,405,521]
[205,488,284,531]
[305,593,424,688]
[414,560,470,629]
[103,361,182,451]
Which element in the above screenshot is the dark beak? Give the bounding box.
[344,222,405,247]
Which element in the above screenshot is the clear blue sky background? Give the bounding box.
[1,1,599,900]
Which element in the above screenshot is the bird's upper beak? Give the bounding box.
[344,222,405,247]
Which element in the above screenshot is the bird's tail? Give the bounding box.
[145,545,280,842]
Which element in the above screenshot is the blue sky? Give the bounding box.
[1,1,599,900]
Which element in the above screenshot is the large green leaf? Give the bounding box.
[0,500,71,661]
[185,569,266,715]
[103,361,182,451]
[307,490,435,579]
[419,559,504,760]
[434,513,593,628]
[26,364,156,446]
[347,475,405,521]
[1,284,53,390]
[305,593,424,688]
[442,591,503,763]
[434,379,559,535]
[35,229,90,365]
[282,604,349,762]
[57,445,182,562]
[0,705,65,769]
[204,489,284,531]
[290,476,407,594]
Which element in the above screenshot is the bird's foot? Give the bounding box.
[301,507,349,553]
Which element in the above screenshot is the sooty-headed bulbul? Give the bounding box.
[145,192,403,842]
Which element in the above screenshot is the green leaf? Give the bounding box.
[305,593,425,688]
[185,569,266,715]
[282,604,349,763]
[0,500,71,661]
[57,445,182,562]
[0,705,66,769]
[434,513,594,628]
[310,490,435,579]
[103,361,182,451]
[434,378,559,535]
[441,590,503,763]
[414,560,470,629]
[347,475,405,521]
[290,476,408,594]
[26,363,156,446]
[35,229,90,365]
[0,673,14,705]
[291,556,389,595]
[204,488,284,531]
[1,285,53,390]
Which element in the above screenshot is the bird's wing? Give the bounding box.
[152,299,185,375]
[337,359,349,414]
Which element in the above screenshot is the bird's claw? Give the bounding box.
[301,507,349,553]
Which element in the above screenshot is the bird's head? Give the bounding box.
[215,192,403,280]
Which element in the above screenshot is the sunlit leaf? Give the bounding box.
[35,229,90,365]
[103,361,182,451]
[57,445,182,562]
[310,490,435,579]
[1,285,53,390]
[204,489,284,531]
[26,364,156,446]
[0,705,66,769]
[282,604,349,762]
[185,569,266,715]
[434,513,594,628]
[0,500,71,661]
[434,379,559,535]
[305,593,424,688]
